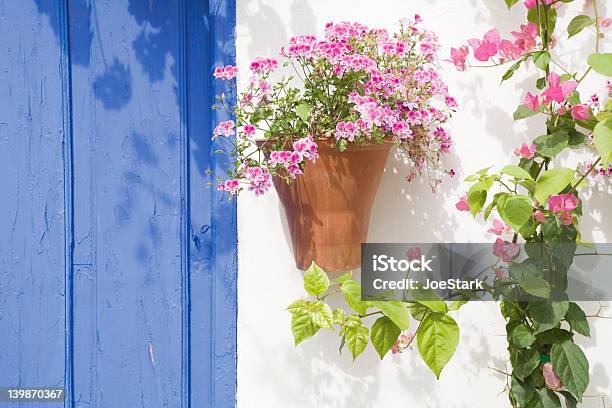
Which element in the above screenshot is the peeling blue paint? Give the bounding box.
[0,1,237,407]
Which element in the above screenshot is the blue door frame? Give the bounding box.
[0,1,237,407]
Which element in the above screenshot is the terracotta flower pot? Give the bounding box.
[273,141,392,273]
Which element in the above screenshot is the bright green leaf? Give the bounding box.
[291,309,319,345]
[341,280,368,315]
[504,0,520,8]
[371,316,401,359]
[499,195,533,230]
[534,168,575,204]
[331,271,352,285]
[502,165,534,180]
[530,388,562,408]
[309,302,334,329]
[303,262,330,296]
[345,319,369,360]
[417,313,460,379]
[533,51,551,71]
[587,53,612,77]
[370,301,410,330]
[594,118,612,166]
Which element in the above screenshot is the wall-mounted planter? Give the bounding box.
[273,141,391,272]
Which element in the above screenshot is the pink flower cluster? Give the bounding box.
[524,73,583,115]
[450,24,537,69]
[213,120,235,139]
[242,165,272,196]
[268,136,319,179]
[212,17,455,196]
[548,194,579,225]
[213,65,238,80]
[217,179,239,195]
[249,57,279,74]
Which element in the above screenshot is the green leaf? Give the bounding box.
[530,388,562,408]
[296,102,311,122]
[408,302,429,321]
[509,324,536,348]
[514,105,538,120]
[567,15,594,38]
[551,341,589,400]
[565,302,590,337]
[587,53,612,77]
[533,51,551,71]
[286,299,309,315]
[499,195,533,230]
[511,348,540,380]
[370,316,401,359]
[417,313,460,379]
[332,308,347,325]
[341,280,368,315]
[303,262,329,296]
[519,278,551,299]
[594,118,612,166]
[534,131,569,158]
[529,300,570,334]
[467,187,487,216]
[345,319,369,360]
[502,165,534,180]
[536,328,574,345]
[291,309,319,345]
[534,168,575,204]
[370,301,410,330]
[309,302,334,329]
[511,376,536,407]
[502,57,526,81]
[331,271,352,285]
[504,0,520,8]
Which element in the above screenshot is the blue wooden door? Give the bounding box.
[0,1,237,407]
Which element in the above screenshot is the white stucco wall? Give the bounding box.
[236,1,612,406]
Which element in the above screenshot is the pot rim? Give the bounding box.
[255,137,394,151]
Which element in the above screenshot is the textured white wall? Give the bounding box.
[236,1,612,407]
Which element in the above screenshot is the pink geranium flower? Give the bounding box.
[213,65,238,80]
[213,120,235,139]
[514,143,537,159]
[455,194,470,212]
[571,104,590,120]
[242,125,256,139]
[468,29,501,62]
[217,179,239,195]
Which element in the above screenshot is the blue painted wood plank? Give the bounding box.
[187,1,237,407]
[0,1,69,406]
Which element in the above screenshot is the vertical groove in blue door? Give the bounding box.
[0,0,237,407]
[59,0,76,406]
